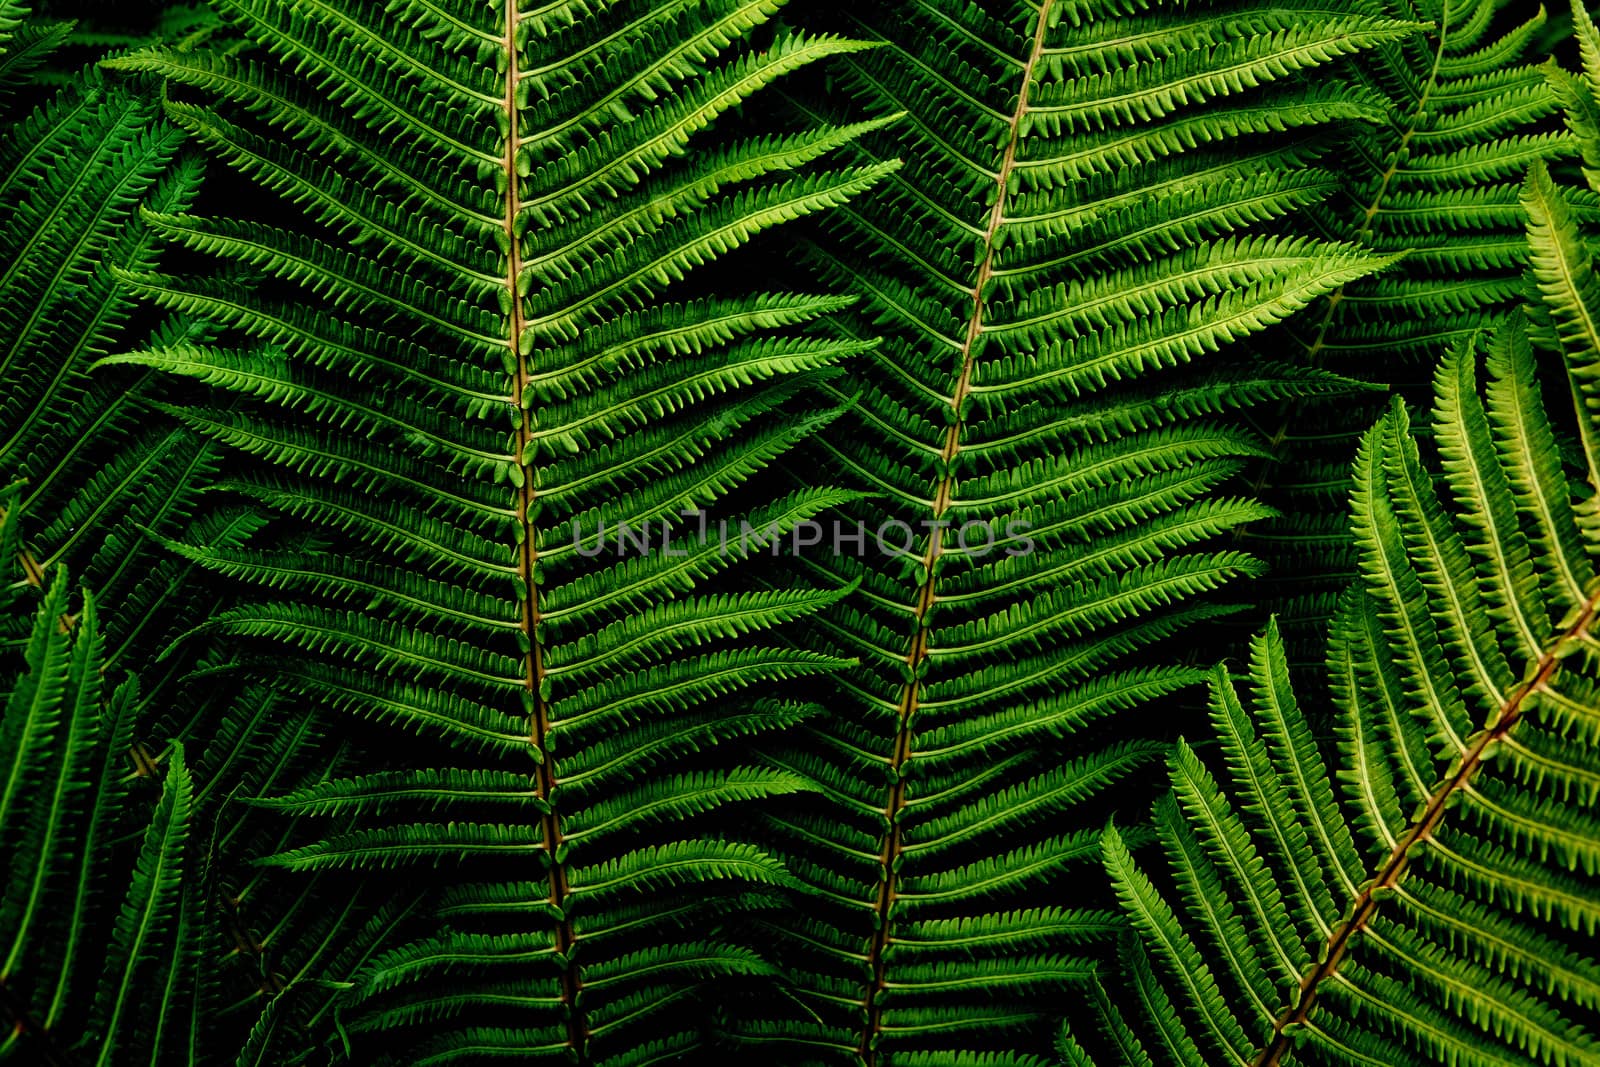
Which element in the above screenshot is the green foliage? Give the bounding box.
[1088,150,1600,1065]
[1236,0,1586,660]
[9,0,1600,1062]
[0,0,221,675]
[753,0,1405,1062]
[0,572,198,1064]
[103,0,898,1061]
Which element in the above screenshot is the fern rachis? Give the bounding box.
[1258,586,1600,1065]
[500,0,580,1042]
[851,3,1056,1051]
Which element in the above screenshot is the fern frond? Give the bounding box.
[109,0,891,1059]
[0,573,201,1064]
[1238,0,1582,656]
[0,10,219,669]
[751,0,1408,1060]
[1094,154,1600,1067]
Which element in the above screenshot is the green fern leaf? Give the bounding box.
[751,0,1405,1060]
[107,0,893,1060]
[0,1,220,668]
[1238,0,1583,657]
[0,573,202,1064]
[1093,152,1600,1067]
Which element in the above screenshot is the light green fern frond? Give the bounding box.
[1241,0,1582,656]
[1091,159,1600,1067]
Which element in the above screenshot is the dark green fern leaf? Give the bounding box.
[195,693,427,1065]
[753,0,1407,1062]
[108,0,894,1062]
[0,572,200,1065]
[0,1,222,670]
[0,0,68,109]
[1239,0,1582,659]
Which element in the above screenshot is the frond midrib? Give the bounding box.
[1296,11,1454,366]
[855,3,1056,1061]
[501,0,584,1054]
[1252,584,1600,1066]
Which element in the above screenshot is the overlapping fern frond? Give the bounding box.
[0,0,220,670]
[0,0,67,106]
[0,571,198,1065]
[156,679,429,1065]
[0,10,352,1061]
[108,0,894,1061]
[1240,0,1581,654]
[1084,157,1600,1066]
[754,0,1410,1062]
[12,0,1600,1060]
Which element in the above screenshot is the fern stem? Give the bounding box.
[1245,0,1453,496]
[856,3,1056,1062]
[1254,583,1600,1066]
[502,0,584,1055]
